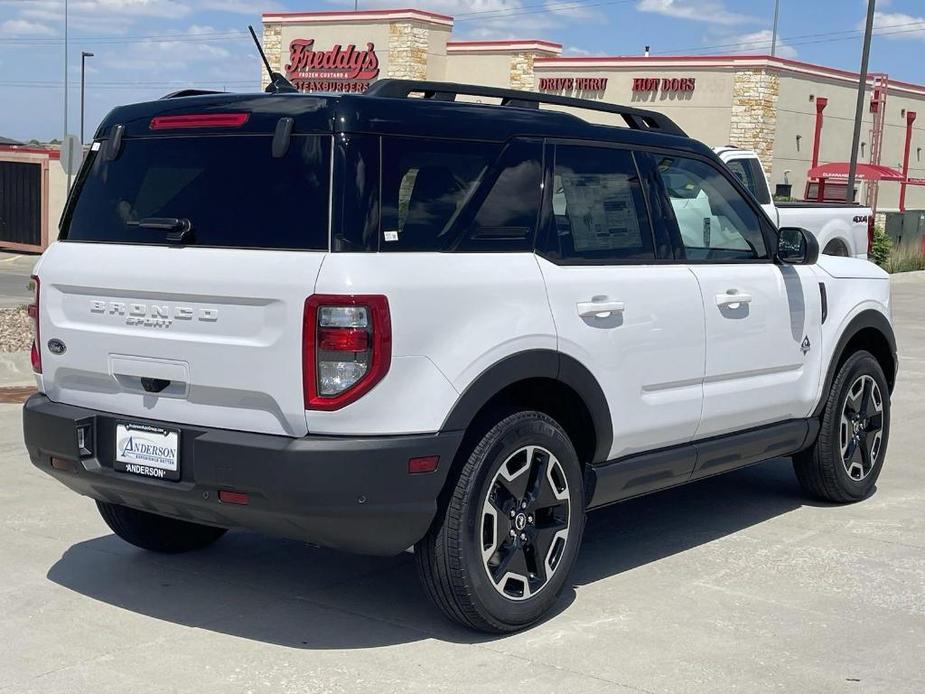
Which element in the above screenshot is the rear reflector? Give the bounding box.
[408,456,440,474]
[50,457,76,472]
[218,489,249,505]
[150,113,250,130]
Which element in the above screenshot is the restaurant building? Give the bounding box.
[262,7,925,214]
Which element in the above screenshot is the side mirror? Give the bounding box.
[777,227,819,265]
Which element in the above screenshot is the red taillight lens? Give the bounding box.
[303,295,391,411]
[28,275,40,374]
[318,327,369,352]
[149,113,249,130]
[867,215,875,254]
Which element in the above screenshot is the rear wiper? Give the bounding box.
[131,217,194,245]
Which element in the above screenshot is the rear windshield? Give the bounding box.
[63,134,331,250]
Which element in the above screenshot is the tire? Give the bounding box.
[96,501,227,553]
[415,410,585,633]
[793,350,890,503]
[822,239,850,257]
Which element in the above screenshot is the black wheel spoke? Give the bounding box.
[865,413,883,433]
[490,542,529,584]
[860,378,873,418]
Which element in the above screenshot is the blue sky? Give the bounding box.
[0,0,922,141]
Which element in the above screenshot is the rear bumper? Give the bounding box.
[23,394,463,556]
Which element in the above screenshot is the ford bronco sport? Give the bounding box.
[23,80,897,633]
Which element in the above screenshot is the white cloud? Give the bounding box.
[564,46,592,56]
[0,19,57,37]
[323,0,576,39]
[636,0,754,26]
[867,10,925,41]
[200,0,283,14]
[724,29,797,58]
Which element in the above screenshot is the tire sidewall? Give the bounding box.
[458,413,585,628]
[824,352,890,498]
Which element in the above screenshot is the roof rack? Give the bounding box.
[160,89,225,99]
[364,79,686,137]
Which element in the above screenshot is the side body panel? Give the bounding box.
[691,263,824,438]
[538,258,706,460]
[776,206,870,259]
[309,253,556,435]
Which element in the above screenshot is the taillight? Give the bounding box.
[303,295,391,410]
[27,275,40,373]
[867,215,875,254]
[149,113,249,130]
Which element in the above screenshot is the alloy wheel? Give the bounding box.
[840,374,884,481]
[480,445,570,601]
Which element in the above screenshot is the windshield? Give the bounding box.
[62,134,331,250]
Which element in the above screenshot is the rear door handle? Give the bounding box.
[715,291,752,307]
[577,300,625,318]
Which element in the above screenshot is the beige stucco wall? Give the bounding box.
[534,66,736,142]
[444,53,512,89]
[773,73,925,210]
[47,159,67,239]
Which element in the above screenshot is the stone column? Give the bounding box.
[510,52,536,91]
[729,68,780,175]
[387,22,430,79]
[261,23,282,90]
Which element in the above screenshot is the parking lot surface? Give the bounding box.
[2,273,923,694]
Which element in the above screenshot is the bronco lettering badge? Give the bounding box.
[90,300,218,329]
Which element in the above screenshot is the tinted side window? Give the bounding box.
[455,140,543,252]
[545,145,654,263]
[725,157,771,205]
[64,135,331,250]
[656,154,768,261]
[380,138,499,252]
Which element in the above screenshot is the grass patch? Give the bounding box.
[882,242,925,274]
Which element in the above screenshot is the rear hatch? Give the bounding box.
[34,95,335,436]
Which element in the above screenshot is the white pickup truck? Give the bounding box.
[715,147,872,259]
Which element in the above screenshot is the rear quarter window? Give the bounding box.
[63,134,331,250]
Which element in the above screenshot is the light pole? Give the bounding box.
[80,51,93,146]
[64,0,70,190]
[847,0,876,203]
[770,0,780,57]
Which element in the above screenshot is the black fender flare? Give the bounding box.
[441,349,613,464]
[813,309,897,418]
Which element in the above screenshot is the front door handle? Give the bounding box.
[577,300,625,318]
[715,291,753,307]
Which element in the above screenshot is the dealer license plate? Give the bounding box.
[114,422,180,481]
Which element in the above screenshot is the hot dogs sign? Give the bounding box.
[285,39,380,93]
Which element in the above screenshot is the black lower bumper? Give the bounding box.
[23,394,463,556]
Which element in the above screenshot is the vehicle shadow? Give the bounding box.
[46,457,837,649]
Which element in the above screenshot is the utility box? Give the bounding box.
[884,210,925,249]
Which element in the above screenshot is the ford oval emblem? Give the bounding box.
[47,338,66,355]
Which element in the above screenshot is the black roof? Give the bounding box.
[93,80,714,159]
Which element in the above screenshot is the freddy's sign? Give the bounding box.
[285,39,380,93]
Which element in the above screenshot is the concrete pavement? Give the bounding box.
[1,273,923,693]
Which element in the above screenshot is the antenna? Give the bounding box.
[248,25,298,94]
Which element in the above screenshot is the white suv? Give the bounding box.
[23,80,897,633]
